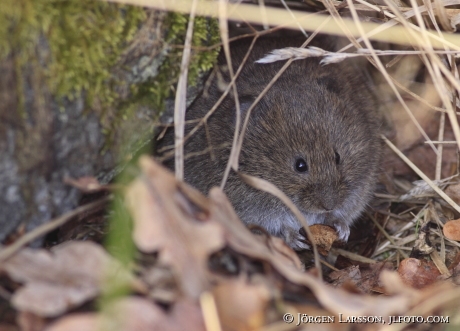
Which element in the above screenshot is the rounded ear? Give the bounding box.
[237,95,256,113]
[316,75,341,94]
[230,95,256,125]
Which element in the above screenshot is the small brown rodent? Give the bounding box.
[156,36,381,250]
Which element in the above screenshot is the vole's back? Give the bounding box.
[156,36,380,250]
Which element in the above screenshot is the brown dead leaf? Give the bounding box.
[328,263,389,295]
[208,188,415,318]
[308,224,338,255]
[398,258,441,289]
[443,219,460,241]
[446,183,460,205]
[125,156,225,299]
[264,236,303,271]
[1,241,141,317]
[46,298,205,331]
[208,188,304,273]
[329,265,362,289]
[44,313,98,331]
[63,176,104,193]
[17,311,46,331]
[213,277,271,331]
[105,297,205,331]
[208,188,422,318]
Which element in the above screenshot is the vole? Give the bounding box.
[156,36,381,250]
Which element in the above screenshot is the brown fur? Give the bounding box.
[156,36,381,250]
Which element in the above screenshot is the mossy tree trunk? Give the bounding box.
[0,2,219,242]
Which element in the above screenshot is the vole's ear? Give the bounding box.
[316,74,341,94]
[236,95,256,115]
[229,95,256,126]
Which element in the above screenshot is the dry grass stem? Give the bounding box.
[173,0,198,180]
[200,291,223,331]
[105,0,460,48]
[256,46,460,64]
[369,213,410,259]
[0,198,109,263]
[383,135,460,213]
[347,0,440,155]
[218,0,243,188]
[332,248,377,264]
[238,173,323,279]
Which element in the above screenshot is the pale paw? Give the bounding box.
[324,219,350,242]
[280,227,310,251]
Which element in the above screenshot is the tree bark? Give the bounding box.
[0,5,218,242]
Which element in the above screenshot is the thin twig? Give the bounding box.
[239,173,323,280]
[173,0,198,180]
[105,0,460,49]
[0,197,109,263]
[382,135,460,213]
[219,0,243,189]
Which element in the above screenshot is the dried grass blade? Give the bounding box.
[383,135,460,214]
[105,0,460,49]
[238,172,322,280]
[173,0,198,180]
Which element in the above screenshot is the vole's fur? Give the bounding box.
[156,36,381,250]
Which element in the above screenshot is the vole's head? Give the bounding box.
[234,66,379,218]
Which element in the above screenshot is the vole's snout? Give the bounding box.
[312,187,343,213]
[315,196,338,213]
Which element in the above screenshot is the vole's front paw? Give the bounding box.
[280,227,310,251]
[324,218,350,242]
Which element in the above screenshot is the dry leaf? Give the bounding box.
[125,156,225,298]
[329,265,362,289]
[17,311,46,331]
[208,187,304,273]
[63,176,103,193]
[398,258,441,289]
[308,224,338,255]
[45,313,99,331]
[443,219,460,241]
[46,298,205,331]
[1,241,139,317]
[264,236,303,270]
[446,183,460,204]
[213,278,271,331]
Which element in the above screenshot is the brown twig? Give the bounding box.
[0,197,110,263]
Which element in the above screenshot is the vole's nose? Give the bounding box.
[317,193,339,212]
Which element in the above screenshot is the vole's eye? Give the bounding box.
[295,158,308,173]
[335,151,341,165]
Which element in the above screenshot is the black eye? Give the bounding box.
[335,151,340,165]
[295,158,308,173]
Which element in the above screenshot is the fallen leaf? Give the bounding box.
[213,277,271,331]
[443,219,460,241]
[44,313,99,331]
[308,224,338,255]
[329,265,362,289]
[17,311,46,331]
[1,241,141,317]
[125,156,225,299]
[46,297,205,331]
[264,236,303,271]
[64,176,104,193]
[398,258,441,289]
[445,183,460,205]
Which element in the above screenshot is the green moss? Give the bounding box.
[1,1,220,154]
[0,0,145,108]
[127,12,221,112]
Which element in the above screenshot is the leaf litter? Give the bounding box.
[2,156,460,330]
[3,1,460,329]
